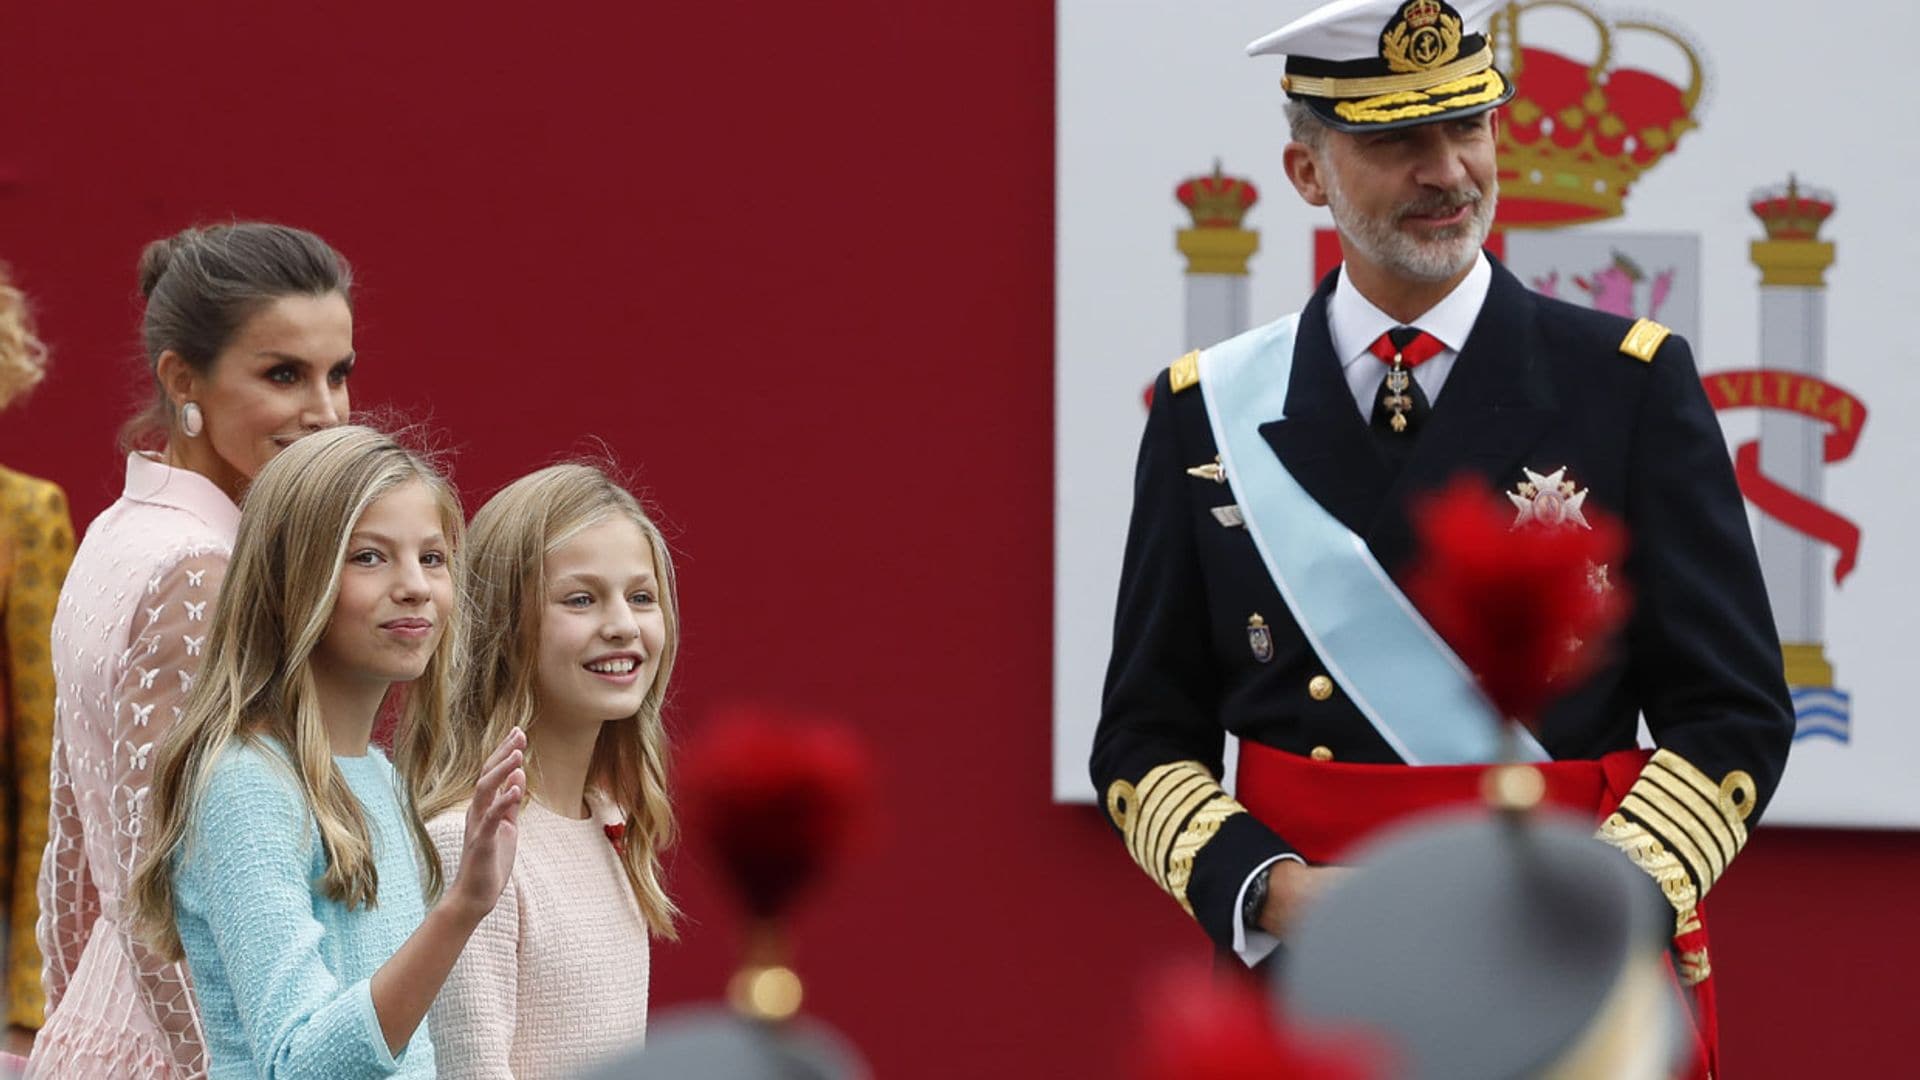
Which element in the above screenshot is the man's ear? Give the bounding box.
[155,350,199,406]
[1283,141,1331,208]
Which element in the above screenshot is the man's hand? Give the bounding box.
[1257,860,1351,938]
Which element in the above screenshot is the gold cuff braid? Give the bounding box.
[1596,813,1703,936]
[1612,749,1757,902]
[1108,761,1246,917]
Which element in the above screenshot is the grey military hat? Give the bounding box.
[1279,808,1684,1080]
[577,1008,866,1080]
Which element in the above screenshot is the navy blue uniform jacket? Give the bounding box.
[1091,257,1795,953]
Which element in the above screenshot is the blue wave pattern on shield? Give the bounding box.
[1790,687,1851,744]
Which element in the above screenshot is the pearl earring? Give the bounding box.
[181,401,204,438]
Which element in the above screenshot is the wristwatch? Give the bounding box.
[1242,864,1271,930]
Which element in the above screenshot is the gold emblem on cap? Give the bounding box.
[1308,675,1334,701]
[1383,0,1461,74]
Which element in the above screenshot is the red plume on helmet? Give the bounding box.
[680,705,872,924]
[1406,477,1630,727]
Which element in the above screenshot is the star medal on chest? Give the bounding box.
[1506,467,1590,530]
[1507,467,1615,654]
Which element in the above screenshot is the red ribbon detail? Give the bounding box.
[1731,442,1861,585]
[1367,330,1446,368]
[1702,370,1868,586]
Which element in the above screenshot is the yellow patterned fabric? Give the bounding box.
[1,466,75,1029]
[1106,761,1245,917]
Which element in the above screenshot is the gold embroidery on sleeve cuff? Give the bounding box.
[1614,750,1758,900]
[1597,813,1702,935]
[1107,761,1246,917]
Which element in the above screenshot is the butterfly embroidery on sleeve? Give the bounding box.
[183,634,205,656]
[185,601,207,621]
[127,742,154,771]
[145,604,167,627]
[186,569,207,588]
[113,786,152,837]
[137,667,159,690]
[130,703,155,728]
[177,671,194,692]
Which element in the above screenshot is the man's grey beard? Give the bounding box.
[1323,156,1498,283]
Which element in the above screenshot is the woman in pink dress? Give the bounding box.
[29,223,355,1077]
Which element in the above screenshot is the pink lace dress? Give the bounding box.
[28,455,238,1078]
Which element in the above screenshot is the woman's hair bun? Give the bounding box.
[137,231,196,299]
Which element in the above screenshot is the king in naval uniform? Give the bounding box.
[1090,1,1792,1072]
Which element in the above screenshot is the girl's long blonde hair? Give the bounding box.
[132,425,465,960]
[420,463,680,937]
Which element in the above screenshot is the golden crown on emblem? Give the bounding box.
[1402,0,1446,29]
[1176,161,1260,230]
[1750,175,1835,242]
[1490,0,1703,229]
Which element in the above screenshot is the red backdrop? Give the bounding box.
[1,2,1911,1075]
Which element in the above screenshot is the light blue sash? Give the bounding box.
[1198,316,1546,765]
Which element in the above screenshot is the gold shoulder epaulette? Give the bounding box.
[1168,351,1200,394]
[1620,319,1670,363]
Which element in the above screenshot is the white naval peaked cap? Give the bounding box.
[1246,0,1503,59]
[1245,0,1515,132]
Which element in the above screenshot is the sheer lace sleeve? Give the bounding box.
[105,552,225,1071]
[36,718,97,1017]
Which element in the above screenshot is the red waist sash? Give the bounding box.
[1235,740,1716,1079]
[1233,741,1652,861]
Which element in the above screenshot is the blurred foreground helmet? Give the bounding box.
[1280,807,1683,1080]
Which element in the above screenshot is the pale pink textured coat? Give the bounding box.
[29,455,237,1079]
[427,794,651,1079]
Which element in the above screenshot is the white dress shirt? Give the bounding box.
[1329,251,1493,421]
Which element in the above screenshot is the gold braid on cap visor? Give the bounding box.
[1283,46,1493,100]
[1331,68,1508,125]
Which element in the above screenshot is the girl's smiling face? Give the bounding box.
[535,516,667,731]
[314,480,454,687]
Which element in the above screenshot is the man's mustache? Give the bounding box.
[1397,188,1483,220]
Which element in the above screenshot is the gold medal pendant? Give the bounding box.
[1382,362,1414,433]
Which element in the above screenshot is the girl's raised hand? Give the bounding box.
[448,727,526,921]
